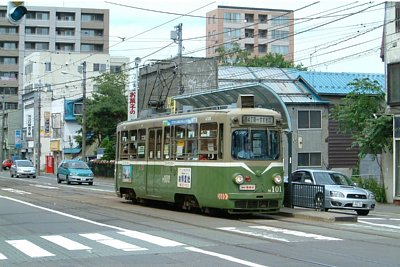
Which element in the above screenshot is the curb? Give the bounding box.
[278,209,358,222]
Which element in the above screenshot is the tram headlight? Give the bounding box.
[273,174,283,185]
[233,174,245,185]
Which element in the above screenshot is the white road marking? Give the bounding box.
[358,220,400,230]
[218,227,290,242]
[80,233,147,252]
[32,184,59,189]
[118,230,184,247]
[6,240,55,258]
[185,246,268,267]
[219,226,342,242]
[0,253,7,260]
[0,195,267,267]
[1,188,31,195]
[41,235,92,250]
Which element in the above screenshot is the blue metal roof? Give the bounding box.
[290,71,385,95]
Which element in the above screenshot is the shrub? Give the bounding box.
[352,176,386,203]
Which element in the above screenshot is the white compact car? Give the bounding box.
[10,160,36,178]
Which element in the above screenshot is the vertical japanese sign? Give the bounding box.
[128,90,137,121]
[15,130,21,149]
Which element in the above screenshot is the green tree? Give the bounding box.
[83,71,128,159]
[330,78,392,189]
[215,42,307,70]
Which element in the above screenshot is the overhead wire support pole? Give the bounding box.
[176,23,183,94]
[82,61,87,162]
[37,87,41,175]
[0,91,5,164]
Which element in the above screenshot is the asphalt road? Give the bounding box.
[0,171,399,267]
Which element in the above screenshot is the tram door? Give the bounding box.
[146,128,162,196]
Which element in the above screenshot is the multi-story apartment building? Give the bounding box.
[22,52,129,171]
[206,5,294,62]
[0,5,109,162]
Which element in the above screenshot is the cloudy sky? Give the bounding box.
[22,0,386,73]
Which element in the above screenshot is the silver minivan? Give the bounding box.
[291,169,376,215]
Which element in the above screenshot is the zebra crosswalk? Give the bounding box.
[0,225,343,262]
[0,230,185,262]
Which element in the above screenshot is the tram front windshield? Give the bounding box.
[231,129,279,160]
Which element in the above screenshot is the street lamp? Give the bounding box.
[61,61,87,161]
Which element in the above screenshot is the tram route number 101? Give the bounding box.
[269,186,282,193]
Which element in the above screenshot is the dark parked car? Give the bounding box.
[57,160,94,185]
[10,160,36,178]
[2,159,12,170]
[290,169,376,216]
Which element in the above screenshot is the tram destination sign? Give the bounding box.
[242,115,274,125]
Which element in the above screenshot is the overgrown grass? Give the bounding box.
[352,176,386,203]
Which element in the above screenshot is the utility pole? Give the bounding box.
[81,61,87,162]
[36,87,41,175]
[171,23,183,94]
[0,92,5,163]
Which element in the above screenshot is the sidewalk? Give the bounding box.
[278,203,399,222]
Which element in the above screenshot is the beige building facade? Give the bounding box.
[206,5,294,62]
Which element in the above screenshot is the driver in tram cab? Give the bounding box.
[237,143,254,159]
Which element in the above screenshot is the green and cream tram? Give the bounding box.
[115,96,284,214]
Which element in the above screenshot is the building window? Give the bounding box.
[396,3,400,33]
[73,103,83,115]
[223,28,240,39]
[259,14,268,23]
[271,15,289,26]
[81,13,104,22]
[0,27,17,34]
[0,57,17,64]
[45,62,51,72]
[298,152,321,167]
[271,30,289,40]
[81,44,103,52]
[56,12,75,21]
[0,42,17,50]
[56,28,75,36]
[223,12,241,23]
[93,63,107,72]
[258,44,267,53]
[26,11,49,20]
[298,110,321,129]
[81,29,103,37]
[388,62,400,106]
[271,45,289,55]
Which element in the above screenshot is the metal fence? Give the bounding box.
[284,183,326,211]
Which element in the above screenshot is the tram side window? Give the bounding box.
[148,130,155,159]
[164,126,171,159]
[129,130,138,159]
[186,123,198,160]
[138,128,146,159]
[174,124,186,160]
[199,122,218,160]
[148,128,162,160]
[120,130,129,159]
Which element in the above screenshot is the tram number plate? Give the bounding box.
[352,201,363,207]
[239,184,256,190]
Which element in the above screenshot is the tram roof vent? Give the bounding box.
[237,94,255,108]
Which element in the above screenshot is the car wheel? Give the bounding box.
[16,174,19,178]
[356,210,369,216]
[10,172,13,178]
[56,174,61,184]
[66,175,71,185]
[88,182,93,186]
[32,175,36,179]
[314,193,324,211]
